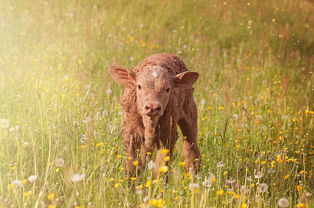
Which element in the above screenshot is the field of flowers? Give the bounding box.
[0,0,313,207]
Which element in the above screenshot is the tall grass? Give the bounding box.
[0,0,313,207]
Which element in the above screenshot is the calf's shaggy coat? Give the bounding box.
[109,53,200,176]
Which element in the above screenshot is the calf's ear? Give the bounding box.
[109,65,136,85]
[173,71,199,88]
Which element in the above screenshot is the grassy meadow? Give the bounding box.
[0,0,313,207]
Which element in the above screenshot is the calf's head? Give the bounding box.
[109,64,199,147]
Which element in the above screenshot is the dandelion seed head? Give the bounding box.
[55,157,65,167]
[277,198,289,208]
[0,118,9,128]
[71,173,86,182]
[28,175,37,183]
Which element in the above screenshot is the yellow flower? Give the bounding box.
[149,199,165,208]
[210,177,216,183]
[47,193,55,200]
[7,184,14,190]
[234,194,241,199]
[296,203,305,208]
[261,161,266,165]
[80,145,87,149]
[114,183,120,188]
[160,149,169,154]
[159,166,168,173]
[216,190,224,196]
[10,166,17,171]
[284,175,290,179]
[96,142,104,147]
[218,106,224,110]
[23,191,32,197]
[130,177,136,181]
[47,205,56,208]
[145,180,151,188]
[305,109,314,114]
[178,161,186,167]
[227,190,234,195]
[164,156,170,162]
[132,160,139,166]
[241,203,247,208]
[296,185,302,192]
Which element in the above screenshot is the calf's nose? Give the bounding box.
[144,102,162,115]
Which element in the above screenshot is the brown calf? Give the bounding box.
[109,53,200,176]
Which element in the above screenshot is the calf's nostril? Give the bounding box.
[156,106,161,111]
[145,105,150,110]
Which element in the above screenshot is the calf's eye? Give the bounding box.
[137,85,141,90]
[166,88,170,93]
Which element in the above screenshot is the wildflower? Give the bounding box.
[160,149,169,154]
[234,194,241,199]
[202,179,212,188]
[114,183,120,188]
[130,177,136,181]
[257,183,268,193]
[232,114,239,119]
[9,125,20,132]
[132,160,139,166]
[227,189,234,195]
[217,161,225,167]
[23,191,32,197]
[148,161,156,170]
[284,175,290,179]
[305,109,314,114]
[47,193,55,200]
[96,142,104,147]
[106,89,112,95]
[277,198,289,208]
[145,180,151,188]
[48,205,56,208]
[159,166,168,173]
[216,190,224,196]
[296,203,305,208]
[7,184,14,190]
[189,183,200,193]
[241,204,247,208]
[12,180,23,187]
[0,118,9,128]
[209,173,216,182]
[296,185,302,192]
[28,175,38,183]
[178,161,186,167]
[55,158,65,167]
[164,156,170,162]
[254,171,263,179]
[149,199,165,208]
[70,173,86,182]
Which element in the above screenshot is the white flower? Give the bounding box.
[257,183,268,193]
[71,173,86,182]
[202,179,212,188]
[189,183,200,190]
[240,185,249,194]
[0,118,9,128]
[12,180,23,187]
[28,175,38,183]
[277,197,289,208]
[147,161,155,170]
[55,158,65,167]
[201,99,206,106]
[106,89,112,95]
[217,161,225,168]
[254,171,263,179]
[9,125,20,132]
[232,114,239,120]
